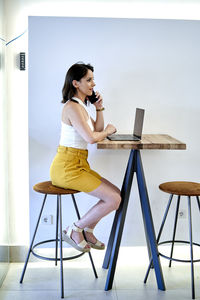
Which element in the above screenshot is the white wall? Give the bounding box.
[5,0,200,247]
[29,16,200,247]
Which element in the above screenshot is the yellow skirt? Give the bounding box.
[50,146,102,193]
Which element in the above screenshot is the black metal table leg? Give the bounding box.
[104,149,165,291]
[104,149,136,291]
[20,194,47,284]
[102,150,136,270]
[102,208,120,269]
[136,151,165,291]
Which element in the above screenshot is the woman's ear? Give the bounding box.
[72,80,79,88]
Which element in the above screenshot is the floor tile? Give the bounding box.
[115,289,192,300]
[2,263,112,291]
[0,289,117,300]
[1,246,200,300]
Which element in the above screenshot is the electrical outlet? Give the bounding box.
[41,215,53,225]
[178,209,186,219]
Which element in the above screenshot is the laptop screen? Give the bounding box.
[133,108,145,139]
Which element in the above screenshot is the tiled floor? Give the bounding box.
[1,246,200,299]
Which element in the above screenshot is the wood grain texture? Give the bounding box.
[97,134,186,150]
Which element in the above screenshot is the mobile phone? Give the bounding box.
[88,90,98,104]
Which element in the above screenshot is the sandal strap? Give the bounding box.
[84,227,94,233]
[95,240,103,247]
[72,223,83,232]
[67,223,83,238]
[78,239,89,248]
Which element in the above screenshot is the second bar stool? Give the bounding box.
[20,181,98,298]
[144,181,200,299]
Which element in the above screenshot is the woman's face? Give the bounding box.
[74,69,95,97]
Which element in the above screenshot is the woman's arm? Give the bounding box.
[65,102,116,144]
[92,91,104,132]
[93,110,104,132]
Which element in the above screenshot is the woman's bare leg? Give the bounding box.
[85,177,120,228]
[100,177,121,194]
[76,180,121,227]
[66,179,121,246]
[84,177,121,244]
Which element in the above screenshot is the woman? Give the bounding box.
[50,62,121,253]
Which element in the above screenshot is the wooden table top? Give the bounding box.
[97,134,186,150]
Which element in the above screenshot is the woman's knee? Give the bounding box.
[109,193,121,211]
[88,181,121,210]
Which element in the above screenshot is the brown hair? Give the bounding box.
[61,62,94,103]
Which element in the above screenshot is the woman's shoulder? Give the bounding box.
[63,100,80,110]
[62,100,82,118]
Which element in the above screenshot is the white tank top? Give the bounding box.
[59,97,94,150]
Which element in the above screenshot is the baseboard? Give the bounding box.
[9,246,58,262]
[10,244,192,263]
[0,245,10,287]
[0,245,9,262]
[9,245,73,262]
[10,246,31,262]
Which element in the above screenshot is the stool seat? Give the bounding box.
[159,181,200,196]
[33,181,80,195]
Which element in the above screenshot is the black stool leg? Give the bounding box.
[71,194,98,278]
[55,195,59,266]
[144,194,174,283]
[59,195,64,298]
[188,196,195,299]
[196,196,200,212]
[169,195,180,268]
[20,194,47,283]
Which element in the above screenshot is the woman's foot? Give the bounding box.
[62,223,91,252]
[84,228,105,250]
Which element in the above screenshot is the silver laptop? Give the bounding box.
[107,108,145,141]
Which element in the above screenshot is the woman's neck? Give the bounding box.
[74,92,86,103]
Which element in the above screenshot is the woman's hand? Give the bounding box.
[105,124,117,136]
[93,91,103,110]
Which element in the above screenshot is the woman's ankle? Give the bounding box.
[73,222,81,229]
[74,222,85,230]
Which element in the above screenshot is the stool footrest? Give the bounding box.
[158,240,200,263]
[32,239,84,261]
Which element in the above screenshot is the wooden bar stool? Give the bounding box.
[20,181,98,298]
[144,181,200,299]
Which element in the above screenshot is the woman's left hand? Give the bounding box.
[93,91,103,110]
